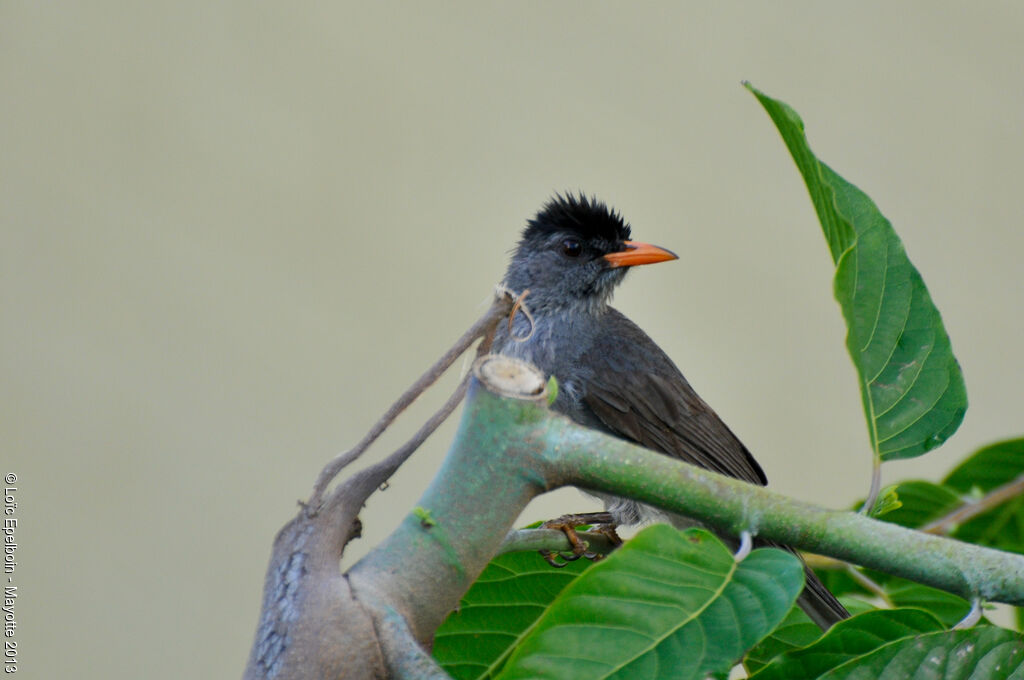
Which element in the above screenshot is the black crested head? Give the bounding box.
[523,193,631,244]
[503,193,636,314]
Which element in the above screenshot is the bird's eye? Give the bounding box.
[561,238,583,257]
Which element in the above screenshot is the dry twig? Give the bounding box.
[921,473,1024,536]
[306,293,513,512]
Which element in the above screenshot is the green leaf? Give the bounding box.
[875,481,962,529]
[942,438,1024,554]
[496,527,803,680]
[412,506,437,527]
[743,606,823,675]
[870,484,903,518]
[885,580,972,627]
[819,626,1024,680]
[752,609,1024,680]
[944,438,1024,493]
[545,375,559,406]
[953,497,1024,555]
[433,551,592,680]
[749,608,945,679]
[745,597,880,674]
[818,566,876,599]
[746,83,967,462]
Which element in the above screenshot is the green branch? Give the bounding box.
[348,358,1024,646]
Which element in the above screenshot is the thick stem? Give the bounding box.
[346,359,1024,650]
[539,425,1024,608]
[346,376,550,641]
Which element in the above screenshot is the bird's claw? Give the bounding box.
[539,512,619,567]
[594,522,624,546]
[540,548,596,568]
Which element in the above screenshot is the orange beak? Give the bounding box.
[603,241,679,268]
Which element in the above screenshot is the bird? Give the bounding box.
[491,193,849,629]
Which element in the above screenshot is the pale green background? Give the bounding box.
[3,2,1023,678]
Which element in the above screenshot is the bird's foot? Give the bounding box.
[594,521,624,547]
[539,512,619,568]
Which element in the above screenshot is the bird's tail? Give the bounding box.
[798,562,850,629]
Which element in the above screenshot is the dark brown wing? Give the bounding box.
[579,310,767,486]
[578,310,849,628]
